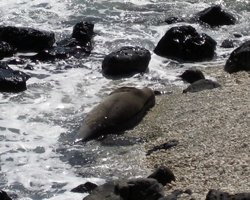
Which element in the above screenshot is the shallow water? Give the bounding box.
[0,0,250,199]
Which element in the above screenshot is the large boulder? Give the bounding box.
[79,87,155,141]
[179,69,205,83]
[196,5,236,27]
[205,189,250,200]
[102,46,151,78]
[0,62,30,92]
[0,26,55,51]
[0,41,16,59]
[154,26,216,62]
[183,79,221,93]
[224,41,250,73]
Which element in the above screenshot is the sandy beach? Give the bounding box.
[130,65,250,199]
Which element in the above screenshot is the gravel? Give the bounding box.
[129,66,250,199]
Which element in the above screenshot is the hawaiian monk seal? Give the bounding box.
[79,87,155,141]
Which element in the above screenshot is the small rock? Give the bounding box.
[0,62,30,92]
[221,39,234,48]
[179,69,205,83]
[24,64,34,70]
[72,21,94,45]
[115,178,164,200]
[165,17,184,24]
[71,182,98,193]
[183,79,221,93]
[148,166,176,186]
[146,139,179,156]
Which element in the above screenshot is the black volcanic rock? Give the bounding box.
[154,26,216,62]
[102,46,151,78]
[0,190,12,200]
[196,5,236,27]
[179,69,205,83]
[0,62,30,92]
[28,22,94,61]
[165,17,184,24]
[205,189,250,200]
[0,41,16,59]
[148,166,176,186]
[0,26,55,51]
[225,41,250,73]
[146,139,179,156]
[72,21,94,45]
[71,182,98,193]
[221,39,234,48]
[183,79,221,93]
[115,178,164,200]
[83,181,119,200]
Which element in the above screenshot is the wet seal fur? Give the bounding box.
[80,87,155,141]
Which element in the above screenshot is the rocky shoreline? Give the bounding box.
[129,65,250,199]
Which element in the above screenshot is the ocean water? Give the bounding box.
[0,0,249,199]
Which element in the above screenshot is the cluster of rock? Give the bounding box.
[0,5,250,93]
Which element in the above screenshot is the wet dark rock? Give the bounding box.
[102,46,151,78]
[72,21,94,45]
[71,182,98,193]
[196,5,236,27]
[0,26,55,51]
[148,166,176,186]
[183,79,221,93]
[27,47,74,61]
[27,21,94,62]
[0,190,12,200]
[221,39,234,48]
[154,90,162,95]
[165,17,185,24]
[233,33,242,38]
[115,178,164,200]
[57,38,92,54]
[0,62,30,92]
[205,189,250,200]
[154,26,216,62]
[224,41,250,73]
[179,69,205,83]
[0,41,16,59]
[6,58,26,65]
[83,181,120,200]
[146,139,179,156]
[24,64,34,70]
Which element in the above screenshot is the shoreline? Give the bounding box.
[129,65,250,199]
